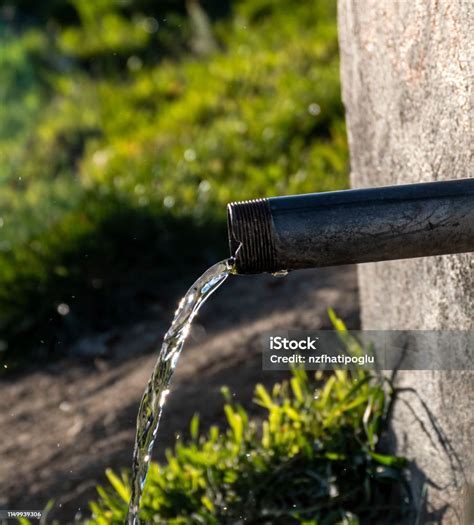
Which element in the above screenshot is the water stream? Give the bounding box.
[127,258,234,524]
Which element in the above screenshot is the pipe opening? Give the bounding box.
[227,198,278,274]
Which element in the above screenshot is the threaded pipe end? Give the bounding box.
[227,198,278,274]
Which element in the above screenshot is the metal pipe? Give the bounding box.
[227,178,474,274]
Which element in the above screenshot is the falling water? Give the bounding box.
[127,258,234,524]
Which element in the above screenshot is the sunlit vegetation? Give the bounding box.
[1,0,347,367]
[85,320,410,524]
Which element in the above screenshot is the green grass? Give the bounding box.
[84,319,411,524]
[0,0,348,368]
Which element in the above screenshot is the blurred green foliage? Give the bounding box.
[0,0,348,368]
[85,322,410,524]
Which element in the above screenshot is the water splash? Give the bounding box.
[127,259,234,524]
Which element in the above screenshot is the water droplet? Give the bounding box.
[163,195,175,208]
[308,103,321,116]
[199,180,211,193]
[184,148,196,162]
[141,17,159,33]
[57,303,70,316]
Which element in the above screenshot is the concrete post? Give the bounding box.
[337,1,473,523]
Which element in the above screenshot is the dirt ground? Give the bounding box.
[0,265,359,523]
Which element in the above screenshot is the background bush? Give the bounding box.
[0,0,348,368]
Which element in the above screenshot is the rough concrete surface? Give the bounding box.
[338,1,473,523]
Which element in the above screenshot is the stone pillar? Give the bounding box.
[337,1,473,523]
